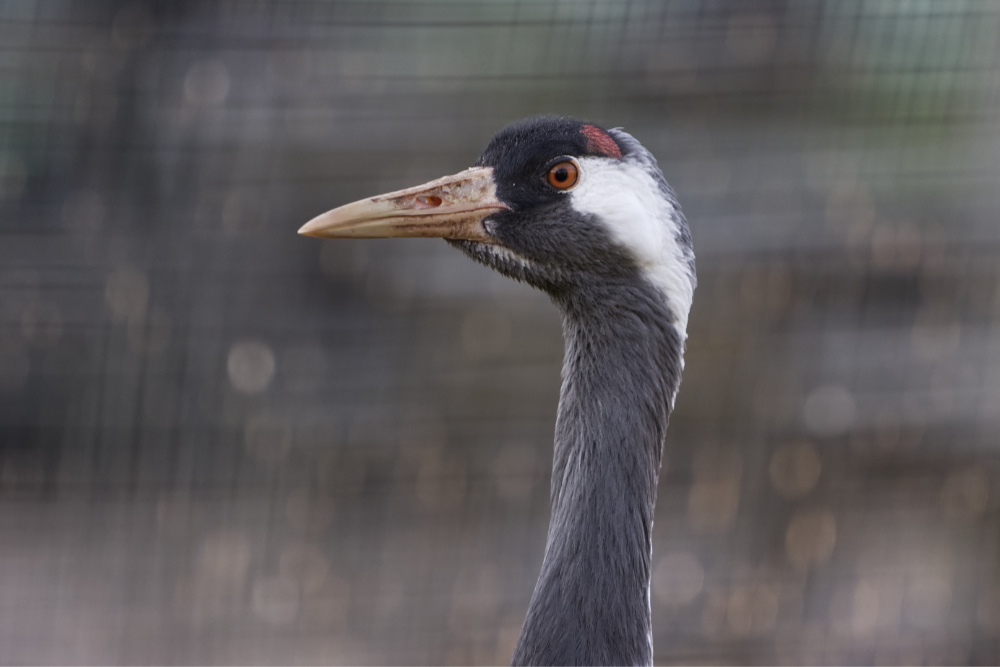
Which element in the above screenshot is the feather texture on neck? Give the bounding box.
[511,277,685,667]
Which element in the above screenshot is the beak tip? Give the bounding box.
[298,218,325,238]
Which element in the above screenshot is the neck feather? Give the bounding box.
[511,278,685,667]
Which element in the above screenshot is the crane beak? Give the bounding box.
[298,166,508,242]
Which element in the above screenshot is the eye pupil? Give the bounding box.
[555,168,568,182]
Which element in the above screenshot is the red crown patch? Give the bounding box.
[580,125,623,159]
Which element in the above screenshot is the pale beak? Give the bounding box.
[298,166,508,242]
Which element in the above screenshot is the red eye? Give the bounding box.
[546,160,579,190]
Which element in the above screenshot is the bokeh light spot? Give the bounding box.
[227,339,276,393]
[199,530,251,587]
[252,576,300,625]
[652,552,704,606]
[176,530,251,625]
[802,385,856,438]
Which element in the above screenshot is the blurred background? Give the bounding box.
[1,0,999,663]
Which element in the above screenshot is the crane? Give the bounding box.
[299,116,696,666]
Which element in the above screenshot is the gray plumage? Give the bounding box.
[511,277,683,665]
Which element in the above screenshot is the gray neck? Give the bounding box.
[511,278,685,666]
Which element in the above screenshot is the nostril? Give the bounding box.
[415,195,442,209]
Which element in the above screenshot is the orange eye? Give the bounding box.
[546,160,579,190]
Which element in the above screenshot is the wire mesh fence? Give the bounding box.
[1,0,999,663]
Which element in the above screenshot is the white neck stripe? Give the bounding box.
[568,154,695,337]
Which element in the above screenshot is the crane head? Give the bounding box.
[299,116,695,333]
